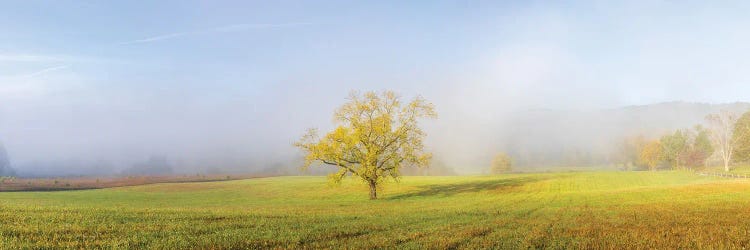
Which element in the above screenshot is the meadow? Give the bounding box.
[2,171,750,249]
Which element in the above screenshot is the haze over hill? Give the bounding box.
[2,101,748,177]
[427,101,750,174]
[484,102,750,171]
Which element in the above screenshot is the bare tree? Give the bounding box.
[706,110,738,172]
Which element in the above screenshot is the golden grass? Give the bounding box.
[1,171,750,249]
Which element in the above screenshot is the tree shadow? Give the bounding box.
[387,176,547,200]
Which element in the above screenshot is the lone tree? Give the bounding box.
[490,153,512,174]
[295,91,437,200]
[706,110,738,172]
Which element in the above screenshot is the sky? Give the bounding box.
[2,1,750,175]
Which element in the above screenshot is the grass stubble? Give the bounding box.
[1,171,750,249]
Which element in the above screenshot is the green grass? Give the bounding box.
[2,171,750,249]
[703,165,750,175]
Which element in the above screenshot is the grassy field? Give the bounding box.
[704,165,750,175]
[2,171,750,249]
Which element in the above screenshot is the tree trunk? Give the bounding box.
[368,181,377,200]
[724,159,730,172]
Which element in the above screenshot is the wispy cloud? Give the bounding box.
[116,32,200,45]
[23,65,69,78]
[213,22,312,32]
[0,65,69,80]
[0,54,66,63]
[117,22,312,45]
[0,53,115,64]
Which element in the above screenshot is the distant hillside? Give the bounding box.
[612,102,750,136]
[496,102,750,167]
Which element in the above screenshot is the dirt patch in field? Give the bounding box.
[128,181,239,193]
[0,174,270,192]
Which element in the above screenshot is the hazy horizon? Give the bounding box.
[2,1,750,176]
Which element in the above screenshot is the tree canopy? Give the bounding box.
[612,135,646,170]
[490,153,512,174]
[0,143,14,177]
[295,91,437,199]
[639,140,662,171]
[679,126,714,169]
[733,110,750,163]
[659,131,687,169]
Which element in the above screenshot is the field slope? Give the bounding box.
[2,171,750,249]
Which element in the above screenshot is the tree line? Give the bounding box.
[613,110,750,172]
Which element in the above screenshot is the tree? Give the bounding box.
[490,153,512,174]
[0,143,14,176]
[659,130,688,169]
[611,135,646,170]
[639,140,662,171]
[295,91,437,200]
[656,127,715,170]
[693,125,714,158]
[679,126,714,169]
[732,110,750,163]
[706,110,738,172]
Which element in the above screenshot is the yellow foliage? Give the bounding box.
[295,90,437,199]
[639,140,662,171]
[490,153,512,174]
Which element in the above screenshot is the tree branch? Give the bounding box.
[321,159,359,174]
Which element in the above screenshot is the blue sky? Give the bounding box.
[2,1,750,174]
